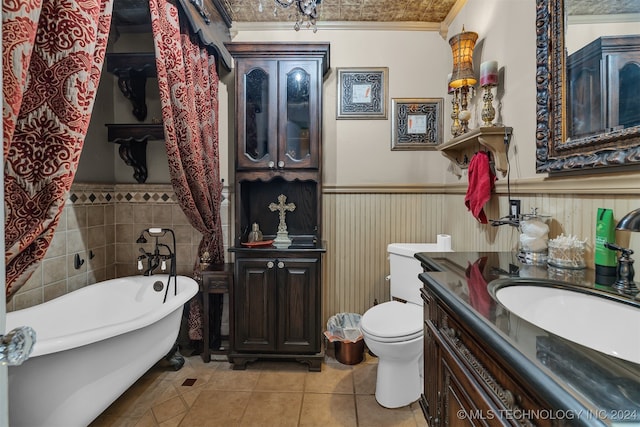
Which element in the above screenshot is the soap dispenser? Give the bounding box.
[248,222,263,243]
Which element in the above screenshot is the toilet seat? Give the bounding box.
[361,301,423,343]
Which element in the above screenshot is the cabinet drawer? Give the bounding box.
[437,313,548,427]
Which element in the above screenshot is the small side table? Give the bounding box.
[199,263,233,363]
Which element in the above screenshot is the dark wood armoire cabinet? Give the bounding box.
[567,35,640,138]
[226,42,330,372]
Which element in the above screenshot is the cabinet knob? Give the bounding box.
[277,261,285,268]
[268,161,275,168]
[277,160,285,168]
[267,261,274,268]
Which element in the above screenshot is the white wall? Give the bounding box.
[229,28,452,186]
[447,0,538,181]
[81,0,541,187]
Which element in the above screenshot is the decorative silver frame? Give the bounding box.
[336,67,388,119]
[391,98,443,151]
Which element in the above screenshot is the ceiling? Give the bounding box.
[110,0,638,32]
[222,0,459,23]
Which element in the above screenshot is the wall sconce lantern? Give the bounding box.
[448,28,478,135]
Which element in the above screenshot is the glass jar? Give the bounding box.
[518,209,551,265]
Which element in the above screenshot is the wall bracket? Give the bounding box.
[106,53,157,121]
[107,124,165,183]
[438,126,513,177]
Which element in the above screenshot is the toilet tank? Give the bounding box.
[388,242,451,305]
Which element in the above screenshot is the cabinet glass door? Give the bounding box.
[237,60,278,169]
[279,61,319,169]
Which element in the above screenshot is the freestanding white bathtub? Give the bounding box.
[6,274,198,427]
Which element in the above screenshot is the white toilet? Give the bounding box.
[361,241,451,408]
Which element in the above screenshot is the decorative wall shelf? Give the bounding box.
[106,53,157,121]
[438,126,513,176]
[106,124,165,183]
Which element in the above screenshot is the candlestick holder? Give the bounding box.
[458,85,472,134]
[450,89,462,137]
[481,84,496,126]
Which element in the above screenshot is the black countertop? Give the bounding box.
[416,251,640,426]
[229,238,326,254]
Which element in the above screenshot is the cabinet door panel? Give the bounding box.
[236,59,278,170]
[424,321,441,425]
[234,258,277,351]
[278,61,321,169]
[277,257,319,352]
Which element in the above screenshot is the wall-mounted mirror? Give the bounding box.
[536,0,640,174]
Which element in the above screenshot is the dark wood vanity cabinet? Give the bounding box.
[226,43,329,371]
[421,286,552,427]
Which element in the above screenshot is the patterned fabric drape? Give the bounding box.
[3,0,114,300]
[149,0,224,340]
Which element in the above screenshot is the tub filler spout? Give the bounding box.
[136,227,179,302]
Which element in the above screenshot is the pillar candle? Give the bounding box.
[480,61,498,87]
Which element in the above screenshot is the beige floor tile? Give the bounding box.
[254,370,306,392]
[304,362,354,394]
[356,395,418,427]
[411,404,429,427]
[180,387,203,408]
[134,411,158,427]
[180,390,251,426]
[158,411,187,427]
[92,354,430,427]
[352,363,377,395]
[152,395,188,423]
[204,366,261,391]
[299,393,357,427]
[90,415,134,427]
[239,392,303,427]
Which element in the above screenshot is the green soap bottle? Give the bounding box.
[594,208,617,286]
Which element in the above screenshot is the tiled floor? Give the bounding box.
[90,345,428,427]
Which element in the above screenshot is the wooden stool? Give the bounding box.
[199,263,233,363]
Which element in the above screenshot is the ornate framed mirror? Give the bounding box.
[536,0,640,174]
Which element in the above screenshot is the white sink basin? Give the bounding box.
[491,281,640,365]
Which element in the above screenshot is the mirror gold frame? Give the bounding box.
[536,0,640,174]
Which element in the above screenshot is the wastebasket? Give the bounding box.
[333,339,365,365]
[325,313,364,365]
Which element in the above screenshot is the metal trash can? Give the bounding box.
[334,338,364,365]
[325,313,364,365]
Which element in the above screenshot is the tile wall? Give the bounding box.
[8,183,231,312]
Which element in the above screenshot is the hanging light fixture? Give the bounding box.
[448,27,478,134]
[261,0,321,32]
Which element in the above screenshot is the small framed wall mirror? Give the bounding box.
[536,0,640,174]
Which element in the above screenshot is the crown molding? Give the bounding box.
[230,20,442,36]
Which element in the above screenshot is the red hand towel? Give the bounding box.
[465,257,493,318]
[464,151,496,224]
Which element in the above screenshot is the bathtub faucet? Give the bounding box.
[136,228,178,302]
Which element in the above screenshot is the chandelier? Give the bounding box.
[259,0,322,32]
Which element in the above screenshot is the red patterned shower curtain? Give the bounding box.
[3,0,113,300]
[149,0,224,340]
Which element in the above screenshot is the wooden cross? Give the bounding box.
[269,194,296,233]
